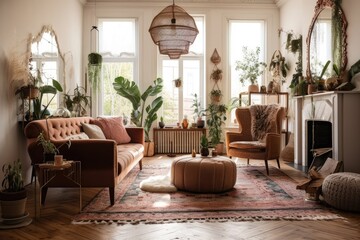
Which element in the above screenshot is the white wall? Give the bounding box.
[0,0,83,184]
[279,0,360,132]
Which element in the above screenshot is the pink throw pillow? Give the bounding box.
[91,117,131,144]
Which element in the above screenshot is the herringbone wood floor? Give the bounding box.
[0,156,359,240]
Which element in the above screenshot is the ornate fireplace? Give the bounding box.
[294,91,360,173]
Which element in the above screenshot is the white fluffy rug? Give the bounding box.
[139,175,177,193]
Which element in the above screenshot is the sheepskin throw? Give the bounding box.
[249,104,281,142]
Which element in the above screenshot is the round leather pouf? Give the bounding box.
[171,156,237,193]
[322,172,360,212]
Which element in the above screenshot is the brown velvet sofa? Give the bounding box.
[24,117,144,205]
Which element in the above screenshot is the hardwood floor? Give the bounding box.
[0,156,359,240]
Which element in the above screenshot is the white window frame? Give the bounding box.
[157,15,205,125]
[97,18,139,116]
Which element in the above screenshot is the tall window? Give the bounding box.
[98,18,138,117]
[229,20,265,122]
[159,16,205,125]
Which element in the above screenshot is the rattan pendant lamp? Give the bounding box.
[149,0,199,59]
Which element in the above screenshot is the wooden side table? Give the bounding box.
[34,161,81,218]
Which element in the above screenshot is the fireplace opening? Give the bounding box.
[306,120,332,169]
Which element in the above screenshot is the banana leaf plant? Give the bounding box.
[113,76,163,142]
[33,79,63,120]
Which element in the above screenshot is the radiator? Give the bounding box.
[154,128,206,154]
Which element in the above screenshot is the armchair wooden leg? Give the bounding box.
[276,158,281,169]
[264,160,269,175]
[139,159,143,170]
[109,187,115,205]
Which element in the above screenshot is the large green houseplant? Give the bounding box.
[32,79,63,120]
[0,159,27,219]
[206,103,227,153]
[113,76,163,156]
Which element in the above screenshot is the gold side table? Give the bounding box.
[34,161,81,218]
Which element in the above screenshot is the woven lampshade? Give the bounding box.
[149,3,198,59]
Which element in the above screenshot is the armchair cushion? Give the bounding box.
[91,117,131,144]
[229,141,266,150]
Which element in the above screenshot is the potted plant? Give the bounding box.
[159,116,165,128]
[200,134,209,157]
[0,159,27,220]
[37,131,71,162]
[286,33,303,95]
[113,76,163,156]
[31,78,63,120]
[210,68,222,82]
[210,89,222,103]
[191,93,205,128]
[235,46,267,92]
[88,52,103,91]
[174,78,182,88]
[64,85,91,117]
[206,103,227,153]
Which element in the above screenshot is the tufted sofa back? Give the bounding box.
[24,117,92,141]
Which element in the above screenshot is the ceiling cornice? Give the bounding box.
[274,0,288,8]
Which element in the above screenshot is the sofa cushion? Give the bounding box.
[65,132,90,140]
[116,143,144,175]
[91,117,131,144]
[82,123,106,139]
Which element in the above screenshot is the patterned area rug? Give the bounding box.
[73,165,342,224]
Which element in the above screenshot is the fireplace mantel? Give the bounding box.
[294,91,360,173]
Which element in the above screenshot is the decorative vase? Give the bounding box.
[200,147,209,157]
[0,189,27,219]
[197,119,205,128]
[248,84,259,93]
[182,117,189,129]
[159,121,165,128]
[307,83,317,94]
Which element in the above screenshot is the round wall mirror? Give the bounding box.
[306,0,347,81]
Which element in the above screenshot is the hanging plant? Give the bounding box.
[87,52,102,91]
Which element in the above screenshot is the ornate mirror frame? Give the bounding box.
[306,0,348,80]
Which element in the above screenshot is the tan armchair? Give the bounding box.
[226,105,285,175]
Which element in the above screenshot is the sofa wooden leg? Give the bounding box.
[139,159,143,170]
[247,159,250,165]
[264,160,269,175]
[109,187,115,205]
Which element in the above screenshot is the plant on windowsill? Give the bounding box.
[191,93,206,128]
[235,46,267,92]
[113,76,163,156]
[0,159,27,220]
[64,85,91,117]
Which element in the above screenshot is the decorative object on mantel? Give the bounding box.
[235,46,267,93]
[148,0,199,59]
